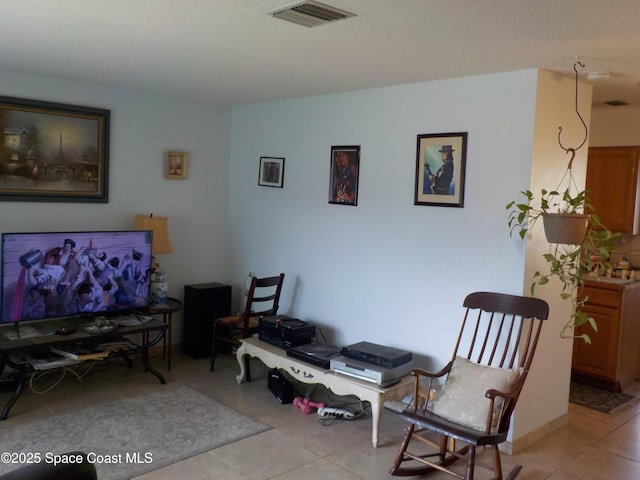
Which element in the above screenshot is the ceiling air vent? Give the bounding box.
[269,1,355,27]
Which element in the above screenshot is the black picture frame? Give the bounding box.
[258,156,285,188]
[0,95,110,203]
[414,132,467,207]
[329,145,360,206]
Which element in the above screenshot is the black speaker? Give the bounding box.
[183,282,231,358]
[267,369,294,404]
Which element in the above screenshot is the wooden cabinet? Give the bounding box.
[586,146,640,233]
[572,281,640,391]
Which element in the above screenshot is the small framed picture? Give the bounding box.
[258,156,285,188]
[329,145,360,206]
[414,132,467,207]
[166,151,188,179]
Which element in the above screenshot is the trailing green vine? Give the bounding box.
[507,186,619,344]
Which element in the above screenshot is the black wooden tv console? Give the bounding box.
[0,318,167,420]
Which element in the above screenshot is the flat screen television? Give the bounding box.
[0,230,153,324]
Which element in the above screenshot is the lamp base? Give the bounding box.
[149,258,170,307]
[150,281,169,307]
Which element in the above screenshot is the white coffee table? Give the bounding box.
[236,337,413,447]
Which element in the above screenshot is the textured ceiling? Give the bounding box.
[1,0,639,107]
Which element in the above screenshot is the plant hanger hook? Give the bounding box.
[558,60,588,170]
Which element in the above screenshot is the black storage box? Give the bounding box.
[258,315,316,348]
[267,369,294,404]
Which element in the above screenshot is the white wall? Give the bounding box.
[229,70,539,370]
[229,70,591,445]
[590,106,640,146]
[510,70,593,441]
[0,71,232,343]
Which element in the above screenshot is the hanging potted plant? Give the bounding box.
[539,184,590,245]
[507,174,619,344]
[507,162,593,246]
[506,60,619,344]
[507,182,618,343]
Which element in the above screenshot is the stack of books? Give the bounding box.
[24,352,80,370]
[50,344,109,361]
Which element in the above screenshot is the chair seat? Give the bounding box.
[216,314,241,325]
[402,410,507,446]
[217,314,260,329]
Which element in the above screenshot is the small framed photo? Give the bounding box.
[166,151,188,179]
[414,132,467,207]
[329,145,360,206]
[258,156,285,188]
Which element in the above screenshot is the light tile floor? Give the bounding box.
[2,352,640,479]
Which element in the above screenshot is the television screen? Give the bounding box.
[0,230,153,323]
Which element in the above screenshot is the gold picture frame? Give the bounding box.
[0,95,110,203]
[165,151,188,179]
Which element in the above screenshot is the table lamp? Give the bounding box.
[134,214,174,307]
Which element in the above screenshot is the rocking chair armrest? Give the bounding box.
[485,372,524,401]
[409,361,453,411]
[483,387,519,434]
[484,387,517,402]
[410,360,453,380]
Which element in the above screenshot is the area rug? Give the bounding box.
[569,381,635,413]
[0,385,270,480]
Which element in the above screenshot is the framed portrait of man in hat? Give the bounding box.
[414,132,467,207]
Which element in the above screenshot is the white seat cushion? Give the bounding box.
[429,356,521,432]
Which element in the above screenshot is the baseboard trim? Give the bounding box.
[500,413,569,455]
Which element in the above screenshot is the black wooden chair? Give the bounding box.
[390,291,549,480]
[210,273,285,371]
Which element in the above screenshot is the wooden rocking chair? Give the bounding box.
[390,291,549,480]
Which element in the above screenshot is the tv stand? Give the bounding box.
[0,318,168,420]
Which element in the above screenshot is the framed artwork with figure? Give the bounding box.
[328,145,360,206]
[414,132,467,207]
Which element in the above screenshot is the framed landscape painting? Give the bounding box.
[0,95,110,203]
[414,132,467,207]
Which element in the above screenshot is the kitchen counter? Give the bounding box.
[584,275,640,290]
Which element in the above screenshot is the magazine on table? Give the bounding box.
[50,344,109,361]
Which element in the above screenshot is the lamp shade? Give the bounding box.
[134,214,174,254]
